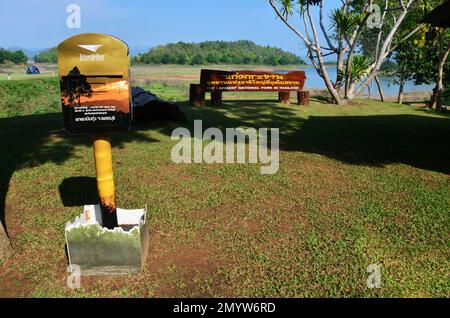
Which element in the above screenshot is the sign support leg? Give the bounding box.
[189,84,205,107]
[211,91,222,105]
[279,92,291,104]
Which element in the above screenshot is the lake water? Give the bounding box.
[291,67,434,96]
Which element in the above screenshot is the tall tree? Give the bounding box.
[392,0,450,109]
[269,0,421,104]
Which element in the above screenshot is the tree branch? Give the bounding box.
[269,0,313,49]
[319,2,336,51]
[302,8,313,44]
[374,0,389,66]
[356,0,416,96]
[387,25,422,55]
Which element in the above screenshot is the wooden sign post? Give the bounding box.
[57,33,132,229]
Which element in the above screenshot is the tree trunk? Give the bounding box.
[0,223,12,263]
[336,47,347,93]
[429,87,437,109]
[374,76,385,102]
[397,70,405,104]
[431,41,450,110]
[397,81,405,104]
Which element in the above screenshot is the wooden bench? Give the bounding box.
[190,69,309,107]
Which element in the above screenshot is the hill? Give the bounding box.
[136,40,305,66]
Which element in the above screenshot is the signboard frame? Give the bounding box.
[57,33,132,134]
[200,69,306,92]
[190,69,308,106]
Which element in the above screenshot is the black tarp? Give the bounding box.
[131,87,186,122]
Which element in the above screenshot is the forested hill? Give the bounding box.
[135,40,305,65]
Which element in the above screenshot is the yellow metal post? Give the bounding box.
[93,135,118,229]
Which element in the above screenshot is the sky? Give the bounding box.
[0,0,340,58]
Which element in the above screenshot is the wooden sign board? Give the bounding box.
[190,69,308,107]
[200,69,306,92]
[57,33,132,134]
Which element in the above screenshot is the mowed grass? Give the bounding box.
[0,63,57,82]
[0,76,449,298]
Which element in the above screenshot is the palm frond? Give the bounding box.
[349,55,372,83]
[330,9,356,37]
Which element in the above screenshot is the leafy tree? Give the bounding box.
[0,48,27,64]
[34,48,57,63]
[177,54,188,65]
[230,54,243,64]
[220,54,233,64]
[206,52,220,64]
[264,55,280,65]
[10,50,27,64]
[391,0,450,109]
[379,60,398,74]
[269,0,422,104]
[191,54,205,65]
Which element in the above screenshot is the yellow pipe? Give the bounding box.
[93,134,118,228]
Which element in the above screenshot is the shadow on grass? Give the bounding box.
[0,113,159,235]
[178,100,450,175]
[1,100,449,236]
[59,177,98,207]
[289,114,450,173]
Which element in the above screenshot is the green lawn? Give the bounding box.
[0,63,56,81]
[0,73,54,81]
[0,77,449,297]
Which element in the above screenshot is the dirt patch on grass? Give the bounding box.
[145,230,225,297]
[128,164,190,186]
[0,267,34,297]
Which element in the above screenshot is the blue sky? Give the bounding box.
[0,0,340,57]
